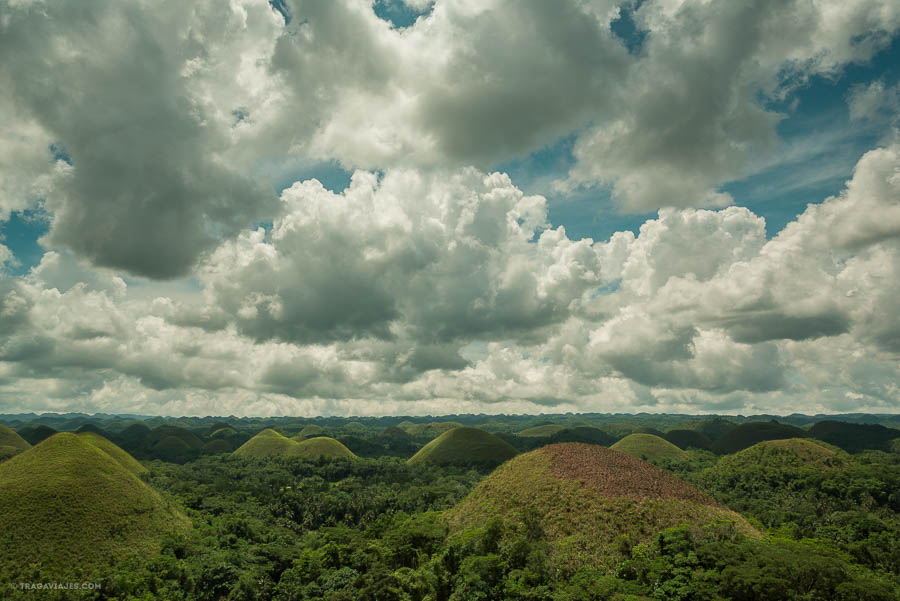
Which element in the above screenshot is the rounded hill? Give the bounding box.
[715,438,847,471]
[447,443,756,571]
[612,433,687,461]
[0,433,190,581]
[78,432,147,475]
[710,420,805,454]
[517,424,567,438]
[0,424,31,458]
[664,429,712,450]
[295,424,325,440]
[234,429,305,457]
[408,427,518,467]
[296,436,356,459]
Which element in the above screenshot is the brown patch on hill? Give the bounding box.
[542,442,717,506]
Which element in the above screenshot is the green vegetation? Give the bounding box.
[449,443,755,572]
[0,424,30,458]
[664,428,712,450]
[809,420,900,453]
[408,427,518,468]
[234,428,306,457]
[16,423,57,445]
[0,433,190,585]
[296,436,357,459]
[0,412,897,600]
[78,432,147,475]
[517,424,567,437]
[710,420,805,454]
[612,433,688,461]
[297,424,326,439]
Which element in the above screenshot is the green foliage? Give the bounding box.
[809,421,900,453]
[0,424,32,456]
[517,425,567,438]
[0,433,190,586]
[710,421,805,454]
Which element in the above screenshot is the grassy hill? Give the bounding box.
[517,424,567,437]
[715,438,848,471]
[664,429,712,450]
[78,432,147,475]
[808,420,900,453]
[447,443,756,572]
[403,421,464,437]
[547,426,616,446]
[612,433,687,461]
[234,429,306,457]
[0,424,30,459]
[710,420,805,454]
[0,433,190,582]
[408,427,518,468]
[296,436,356,459]
[296,424,325,440]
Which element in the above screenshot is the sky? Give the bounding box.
[1,0,900,417]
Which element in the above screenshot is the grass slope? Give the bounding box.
[612,433,687,461]
[517,424,567,437]
[296,436,356,459]
[78,432,147,475]
[447,443,756,572]
[234,429,305,457]
[716,438,848,470]
[408,427,518,467]
[296,424,325,440]
[0,424,31,458]
[0,433,190,582]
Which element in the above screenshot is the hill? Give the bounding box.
[403,421,464,437]
[78,432,147,475]
[715,438,848,471]
[408,427,518,468]
[808,420,900,453]
[16,424,57,445]
[612,433,687,461]
[547,426,616,446]
[295,424,325,440]
[447,443,756,572]
[710,420,805,454]
[0,424,30,459]
[517,424,567,437]
[664,429,712,450]
[296,436,356,459]
[0,433,190,581]
[234,429,305,457]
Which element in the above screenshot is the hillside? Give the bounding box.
[296,436,356,459]
[447,443,756,571]
[517,424,567,437]
[16,424,57,445]
[612,433,687,461]
[296,424,325,440]
[78,432,147,475]
[0,424,30,459]
[715,438,848,471]
[808,420,900,453]
[234,428,305,457]
[664,429,712,450]
[547,426,616,446]
[710,420,805,454]
[408,427,518,467]
[0,433,190,581]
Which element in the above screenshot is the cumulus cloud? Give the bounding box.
[200,168,602,346]
[0,0,282,278]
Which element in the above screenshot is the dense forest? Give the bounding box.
[0,412,898,600]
